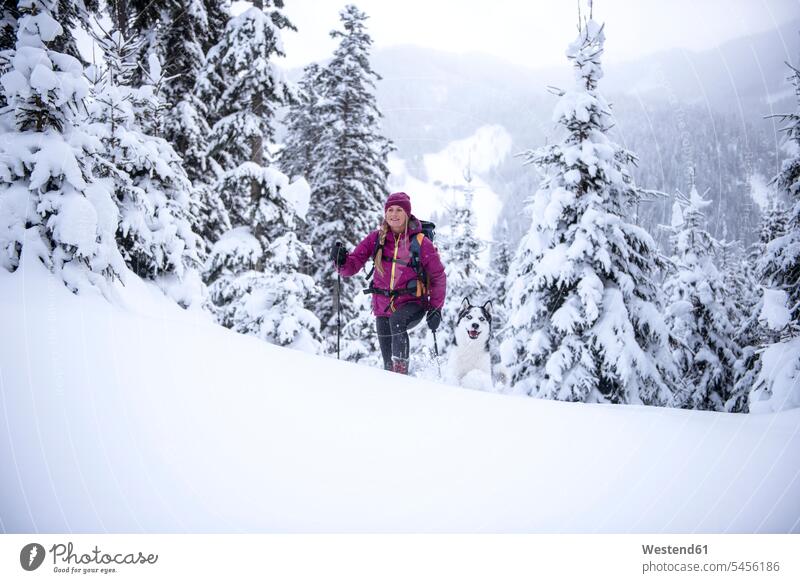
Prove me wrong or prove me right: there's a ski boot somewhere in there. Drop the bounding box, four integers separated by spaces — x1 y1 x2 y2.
391 357 409 375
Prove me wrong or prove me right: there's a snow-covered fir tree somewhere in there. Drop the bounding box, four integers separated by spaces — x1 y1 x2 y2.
760 175 798 332
662 186 740 410
753 197 788 252
159 1 212 176
306 5 393 353
487 220 512 361
719 240 757 412
199 0 321 352
438 169 487 353
0 0 123 292
158 0 230 253
501 16 676 405
279 62 324 183
86 23 201 305
111 0 228 179
748 61 800 412
730 198 788 412
760 59 800 329
211 228 322 351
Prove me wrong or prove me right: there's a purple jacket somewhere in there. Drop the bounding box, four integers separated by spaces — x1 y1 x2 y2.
337 216 446 316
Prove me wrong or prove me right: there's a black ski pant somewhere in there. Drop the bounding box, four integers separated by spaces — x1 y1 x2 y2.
375 302 426 369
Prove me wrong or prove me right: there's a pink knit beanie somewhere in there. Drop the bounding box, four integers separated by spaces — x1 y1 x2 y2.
384 192 411 216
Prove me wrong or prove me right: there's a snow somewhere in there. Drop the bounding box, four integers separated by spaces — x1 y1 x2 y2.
26 10 63 43
750 337 800 414
29 63 58 92
748 173 771 212
49 191 99 255
388 124 510 246
1 257 799 533
209 226 261 263
760 288 791 331
284 176 311 219
0 70 28 97
28 133 87 191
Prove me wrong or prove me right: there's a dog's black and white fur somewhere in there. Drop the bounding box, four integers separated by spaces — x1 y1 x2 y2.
446 297 494 391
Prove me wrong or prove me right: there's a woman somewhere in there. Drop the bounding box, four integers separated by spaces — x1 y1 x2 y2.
330 192 446 374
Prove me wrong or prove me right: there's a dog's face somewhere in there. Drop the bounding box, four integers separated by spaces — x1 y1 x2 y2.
455 298 492 346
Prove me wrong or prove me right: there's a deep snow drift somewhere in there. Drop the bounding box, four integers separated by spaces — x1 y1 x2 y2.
1 252 799 533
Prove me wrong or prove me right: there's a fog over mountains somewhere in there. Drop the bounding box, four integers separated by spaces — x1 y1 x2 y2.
367 18 800 250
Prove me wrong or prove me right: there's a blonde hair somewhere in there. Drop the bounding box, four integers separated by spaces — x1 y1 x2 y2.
374 216 409 276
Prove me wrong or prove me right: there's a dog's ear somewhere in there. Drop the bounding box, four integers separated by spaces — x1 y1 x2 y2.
481 300 492 315
461 297 471 311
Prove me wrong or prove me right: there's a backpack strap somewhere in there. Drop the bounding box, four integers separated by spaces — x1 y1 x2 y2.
408 233 425 279
364 231 384 280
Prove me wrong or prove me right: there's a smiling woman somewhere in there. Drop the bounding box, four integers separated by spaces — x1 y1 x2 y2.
331 192 447 375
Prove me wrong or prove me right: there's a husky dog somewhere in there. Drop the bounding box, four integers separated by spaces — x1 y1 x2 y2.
446 298 494 391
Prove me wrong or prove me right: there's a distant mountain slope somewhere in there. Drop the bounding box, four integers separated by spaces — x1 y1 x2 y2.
373 17 800 155
368 20 799 246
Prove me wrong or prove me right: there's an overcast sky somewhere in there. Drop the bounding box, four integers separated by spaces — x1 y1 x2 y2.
232 0 800 69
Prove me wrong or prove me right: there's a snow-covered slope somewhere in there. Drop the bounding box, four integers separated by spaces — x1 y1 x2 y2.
388 124 509 243
1 253 799 533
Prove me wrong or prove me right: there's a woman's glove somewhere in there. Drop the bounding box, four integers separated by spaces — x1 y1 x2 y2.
330 243 347 267
426 308 442 331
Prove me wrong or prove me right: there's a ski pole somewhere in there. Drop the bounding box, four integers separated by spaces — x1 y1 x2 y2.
337 272 341 359
335 242 342 360
432 329 441 377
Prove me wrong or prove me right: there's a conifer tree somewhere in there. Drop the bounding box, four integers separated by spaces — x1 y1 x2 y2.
86 23 201 304
663 186 740 410
748 62 800 411
280 63 324 183
306 5 393 352
438 169 487 353
159 3 211 177
730 199 788 412
106 1 230 250
501 16 676 405
760 98 799 330
199 0 321 352
0 0 123 292
488 220 512 355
